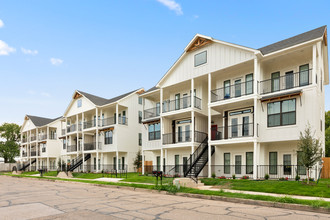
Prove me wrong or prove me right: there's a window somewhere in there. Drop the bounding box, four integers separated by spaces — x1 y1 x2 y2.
156 156 161 171
63 139 66 149
246 152 253 174
235 79 241 97
175 155 179 173
271 72 280 92
175 94 180 110
245 74 253 95
138 133 142 146
285 71 294 89
148 123 160 140
113 157 116 170
224 80 231 99
231 118 238 138
122 157 125 170
105 131 113 144
269 152 277 175
194 51 207 67
138 97 142 105
299 64 309 86
77 99 82 108
138 111 142 123
224 153 230 174
235 155 242 174
267 99 296 127
297 151 306 175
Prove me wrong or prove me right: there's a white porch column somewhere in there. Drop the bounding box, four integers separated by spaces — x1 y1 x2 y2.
208 73 212 178
253 57 260 95
101 153 104 171
191 110 195 144
253 141 260 179
165 149 167 165
160 148 164 172
142 150 145 174
82 112 85 172
36 128 39 170
312 44 317 85
96 108 99 172
47 126 49 140
29 130 31 171
76 114 79 158
191 78 194 108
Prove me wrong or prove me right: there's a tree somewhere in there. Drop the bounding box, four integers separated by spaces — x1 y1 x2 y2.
133 150 142 172
0 123 21 163
297 124 323 184
325 111 330 157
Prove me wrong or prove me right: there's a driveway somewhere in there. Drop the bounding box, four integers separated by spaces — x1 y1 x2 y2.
0 176 329 220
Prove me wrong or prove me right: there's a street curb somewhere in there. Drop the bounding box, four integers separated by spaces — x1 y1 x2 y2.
8 175 330 214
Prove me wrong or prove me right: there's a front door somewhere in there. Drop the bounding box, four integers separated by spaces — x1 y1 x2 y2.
235 79 241 97
285 71 294 89
271 72 280 92
283 154 292 175
211 125 218 140
231 118 238 138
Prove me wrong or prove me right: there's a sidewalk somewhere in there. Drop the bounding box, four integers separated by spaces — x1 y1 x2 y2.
198 185 330 202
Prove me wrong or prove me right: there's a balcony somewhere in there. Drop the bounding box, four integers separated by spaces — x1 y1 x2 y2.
99 117 116 127
144 107 160 120
42 148 46 153
211 80 254 103
118 116 128 125
67 124 77 133
61 129 66 136
148 130 161 141
49 134 57 140
211 123 254 141
39 134 47 141
259 69 312 95
22 138 27 143
22 152 27 157
84 142 102 151
31 136 37 141
67 145 77 152
162 131 207 145
30 151 39 156
83 120 96 129
162 96 201 113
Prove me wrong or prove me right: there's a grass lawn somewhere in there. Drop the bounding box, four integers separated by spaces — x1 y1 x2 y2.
201 178 330 198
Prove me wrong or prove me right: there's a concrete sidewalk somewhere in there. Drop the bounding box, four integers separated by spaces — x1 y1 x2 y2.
198 185 330 202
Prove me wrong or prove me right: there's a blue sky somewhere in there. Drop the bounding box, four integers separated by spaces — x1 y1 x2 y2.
0 0 329 125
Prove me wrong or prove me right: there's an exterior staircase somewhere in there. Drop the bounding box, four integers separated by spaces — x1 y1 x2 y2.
19 159 36 171
67 153 91 172
183 136 215 182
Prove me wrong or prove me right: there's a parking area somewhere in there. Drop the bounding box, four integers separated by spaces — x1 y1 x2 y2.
0 176 329 219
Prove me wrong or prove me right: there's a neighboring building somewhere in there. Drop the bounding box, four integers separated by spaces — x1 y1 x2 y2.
141 26 329 179
20 115 62 171
58 89 144 173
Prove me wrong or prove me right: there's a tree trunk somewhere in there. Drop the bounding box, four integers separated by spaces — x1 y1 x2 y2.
307 168 310 184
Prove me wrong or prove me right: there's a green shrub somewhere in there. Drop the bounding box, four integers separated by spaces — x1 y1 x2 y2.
264 174 269 180
295 175 300 181
212 173 216 178
232 174 236 179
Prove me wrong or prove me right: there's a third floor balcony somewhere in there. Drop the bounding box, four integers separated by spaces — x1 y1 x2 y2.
211 80 254 103
162 96 201 113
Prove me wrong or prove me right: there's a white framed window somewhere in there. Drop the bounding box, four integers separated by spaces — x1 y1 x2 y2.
194 51 207 67
77 99 82 108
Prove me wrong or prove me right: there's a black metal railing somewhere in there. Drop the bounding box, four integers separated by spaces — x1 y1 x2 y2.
162 96 202 113
30 151 39 156
31 136 37 141
259 69 312 95
22 152 27 157
162 131 207 145
99 117 116 127
211 123 254 140
67 145 77 152
42 148 46 153
211 80 254 102
39 134 47 140
49 134 57 140
118 116 128 125
257 165 316 179
84 120 96 129
22 138 27 143
210 165 254 178
67 124 77 133
144 107 161 119
84 142 102 151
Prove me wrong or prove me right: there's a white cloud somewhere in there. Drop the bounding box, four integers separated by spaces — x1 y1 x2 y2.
0 19 4 28
41 92 51 97
21 47 38 55
156 0 183 15
50 58 63 65
0 40 15 55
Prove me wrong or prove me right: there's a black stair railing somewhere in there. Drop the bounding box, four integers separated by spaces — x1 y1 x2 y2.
67 153 91 172
19 159 36 171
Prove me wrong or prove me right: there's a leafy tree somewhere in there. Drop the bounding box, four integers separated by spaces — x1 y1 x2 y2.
297 124 322 184
325 111 330 157
0 123 21 163
133 150 142 171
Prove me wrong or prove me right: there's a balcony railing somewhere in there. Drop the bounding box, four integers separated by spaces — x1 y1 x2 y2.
149 130 161 141
42 148 46 153
211 80 254 102
162 96 201 113
30 151 39 156
84 120 96 129
49 134 57 140
118 116 128 125
67 124 77 133
22 138 27 143
67 145 77 152
144 107 160 120
162 131 207 145
211 123 254 140
22 152 27 157
61 129 66 136
31 136 37 141
99 117 116 127
259 69 312 95
39 134 47 141
84 142 102 151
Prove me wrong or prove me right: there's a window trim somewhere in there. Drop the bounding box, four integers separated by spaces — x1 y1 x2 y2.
267 98 296 128
77 99 82 108
194 51 207 67
148 123 160 141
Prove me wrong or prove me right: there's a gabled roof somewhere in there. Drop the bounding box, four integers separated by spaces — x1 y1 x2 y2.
146 86 159 93
26 115 61 127
258 26 327 55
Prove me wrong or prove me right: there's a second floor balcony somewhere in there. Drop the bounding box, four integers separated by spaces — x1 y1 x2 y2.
22 152 27 157
84 142 102 151
211 80 254 103
67 144 77 152
162 96 201 113
144 107 160 120
67 124 77 133
162 130 207 145
84 120 96 129
259 69 312 95
211 123 254 141
99 117 116 127
39 134 47 141
31 136 37 141
30 151 40 157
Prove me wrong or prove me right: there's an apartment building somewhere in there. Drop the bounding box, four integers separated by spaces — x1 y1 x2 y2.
58 89 144 173
141 26 328 179
19 115 62 171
